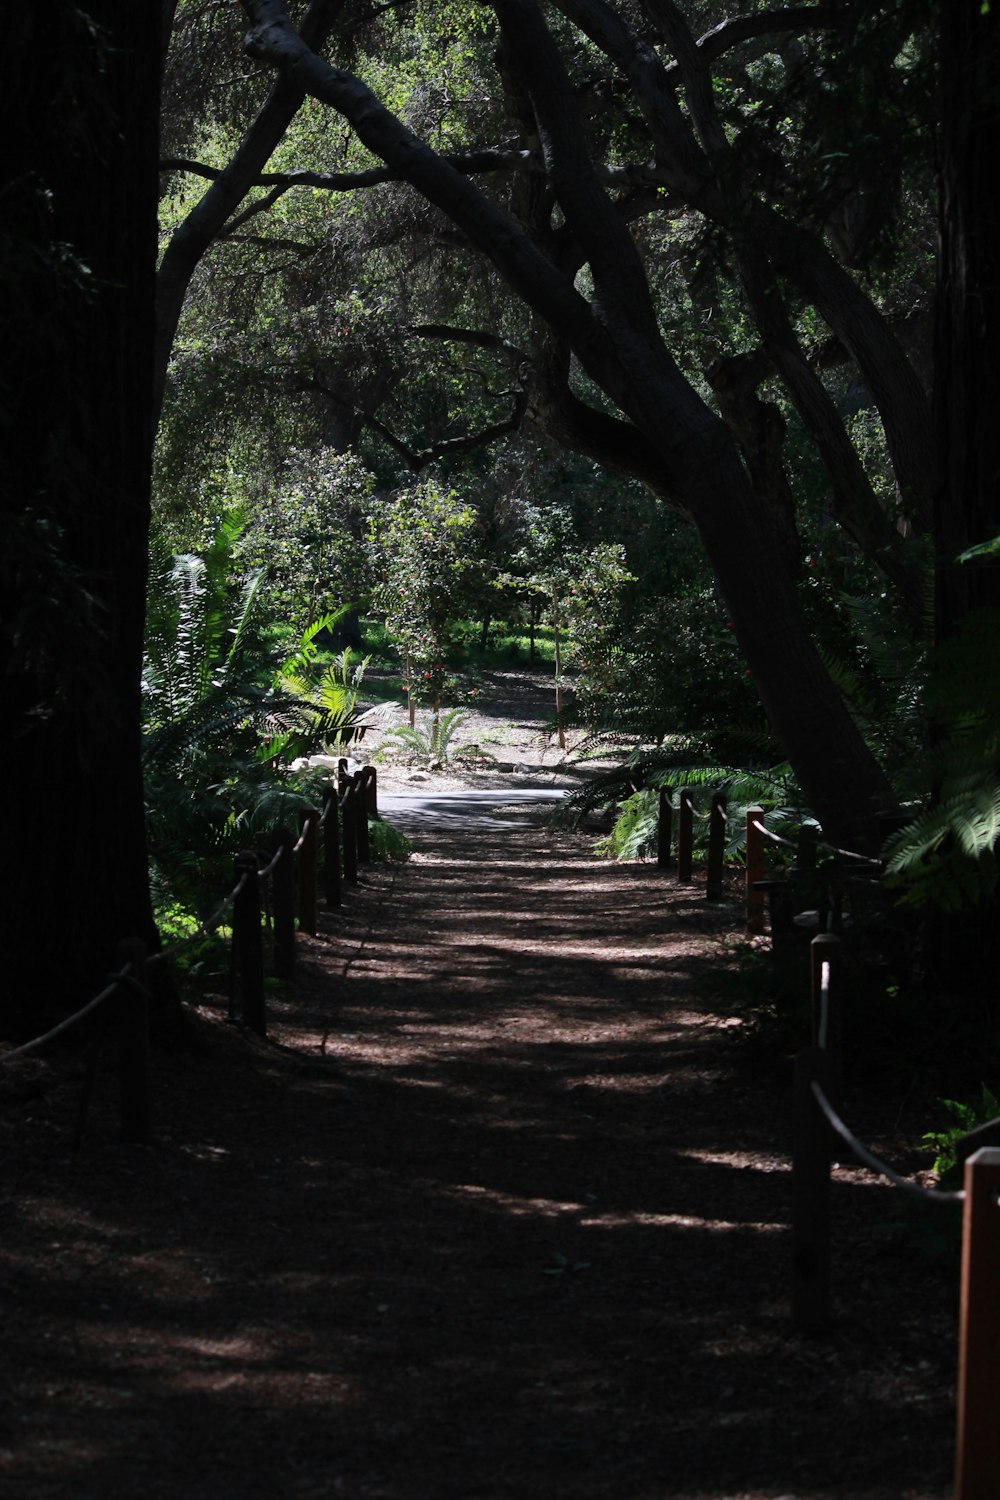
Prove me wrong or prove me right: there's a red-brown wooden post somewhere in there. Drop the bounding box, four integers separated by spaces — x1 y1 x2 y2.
234 850 266 1037
792 1045 834 1336
299 806 319 934
270 830 295 978
746 806 766 934
677 788 694 883
706 791 727 900
342 783 358 885
114 938 151 1144
955 1147 1000 1500
364 763 379 818
323 782 341 908
657 787 673 869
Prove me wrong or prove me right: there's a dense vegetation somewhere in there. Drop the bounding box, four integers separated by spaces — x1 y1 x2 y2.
4 1 999 1030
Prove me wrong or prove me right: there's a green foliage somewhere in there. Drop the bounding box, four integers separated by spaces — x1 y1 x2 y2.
578 751 807 865
884 608 1000 910
368 478 479 713
922 1084 1000 1178
384 708 468 766
142 513 361 922
237 448 375 630
593 789 659 862
368 817 412 863
575 587 766 748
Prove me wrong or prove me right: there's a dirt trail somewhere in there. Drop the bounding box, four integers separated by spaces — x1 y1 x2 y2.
0 802 955 1500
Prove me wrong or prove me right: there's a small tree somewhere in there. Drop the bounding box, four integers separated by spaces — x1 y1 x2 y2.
368 479 477 738
239 447 374 632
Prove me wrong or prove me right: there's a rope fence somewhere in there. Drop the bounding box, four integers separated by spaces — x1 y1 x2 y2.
790 933 999 1499
0 763 383 1138
651 776 998 1494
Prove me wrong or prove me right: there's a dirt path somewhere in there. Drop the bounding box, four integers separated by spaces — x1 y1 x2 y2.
0 801 956 1500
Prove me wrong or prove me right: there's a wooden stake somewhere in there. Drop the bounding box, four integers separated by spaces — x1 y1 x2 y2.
955 1147 1000 1499
706 791 726 900
792 1045 833 1336
746 806 766 934
271 829 295 978
657 787 673 869
677 788 694 883
299 807 319 934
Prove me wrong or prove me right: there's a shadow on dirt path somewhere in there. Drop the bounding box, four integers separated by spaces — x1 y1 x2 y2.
0 810 956 1500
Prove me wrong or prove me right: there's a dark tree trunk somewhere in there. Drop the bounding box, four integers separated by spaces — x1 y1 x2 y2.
1 9 162 1033
934 0 1000 633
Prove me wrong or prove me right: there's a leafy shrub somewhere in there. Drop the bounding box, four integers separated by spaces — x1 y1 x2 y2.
923 1084 1000 1179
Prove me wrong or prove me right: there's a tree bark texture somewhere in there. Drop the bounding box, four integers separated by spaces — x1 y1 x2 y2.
1 8 162 1031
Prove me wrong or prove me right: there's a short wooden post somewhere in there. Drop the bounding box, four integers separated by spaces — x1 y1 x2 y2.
114 938 151 1144
342 783 358 885
338 757 350 795
746 806 766 934
677 788 694 884
270 829 295 978
657 787 673 869
706 791 727 900
955 1148 1000 1500
323 783 341 908
299 806 319 935
792 1044 834 1336
234 850 266 1037
354 774 371 864
810 933 842 1106
364 763 379 818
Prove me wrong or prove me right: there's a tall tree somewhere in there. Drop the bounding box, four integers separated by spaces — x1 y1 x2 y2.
1 8 161 1029
934 0 1000 632
228 0 918 847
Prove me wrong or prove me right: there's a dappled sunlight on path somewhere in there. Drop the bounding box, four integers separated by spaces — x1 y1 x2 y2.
0 808 955 1500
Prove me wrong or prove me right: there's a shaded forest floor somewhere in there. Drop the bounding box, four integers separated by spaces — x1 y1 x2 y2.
0 802 961 1499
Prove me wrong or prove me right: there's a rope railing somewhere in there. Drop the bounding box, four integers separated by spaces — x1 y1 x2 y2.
810 1080 965 1206
0 971 131 1063
790 935 998 1497
0 764 383 1136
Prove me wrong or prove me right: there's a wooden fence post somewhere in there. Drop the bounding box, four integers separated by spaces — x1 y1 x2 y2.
323 782 341 908
746 806 766 934
299 807 319 935
270 830 295 979
792 1044 834 1336
114 938 151 1144
338 757 350 795
706 791 727 900
657 787 673 869
677 788 694 883
955 1147 1000 1500
810 933 842 1105
234 850 266 1037
364 763 379 818
354 774 371 864
342 783 358 885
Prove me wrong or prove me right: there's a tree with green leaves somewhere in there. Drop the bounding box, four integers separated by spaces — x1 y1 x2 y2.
368 478 478 733
158 0 952 847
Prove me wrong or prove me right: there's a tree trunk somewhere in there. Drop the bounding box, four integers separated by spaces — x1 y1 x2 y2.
934 0 1000 633
2 9 162 1033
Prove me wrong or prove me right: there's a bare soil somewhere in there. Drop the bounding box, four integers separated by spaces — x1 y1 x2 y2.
0 671 959 1499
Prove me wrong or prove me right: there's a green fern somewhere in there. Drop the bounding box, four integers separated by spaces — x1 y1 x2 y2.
883 607 1000 911
385 708 468 766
